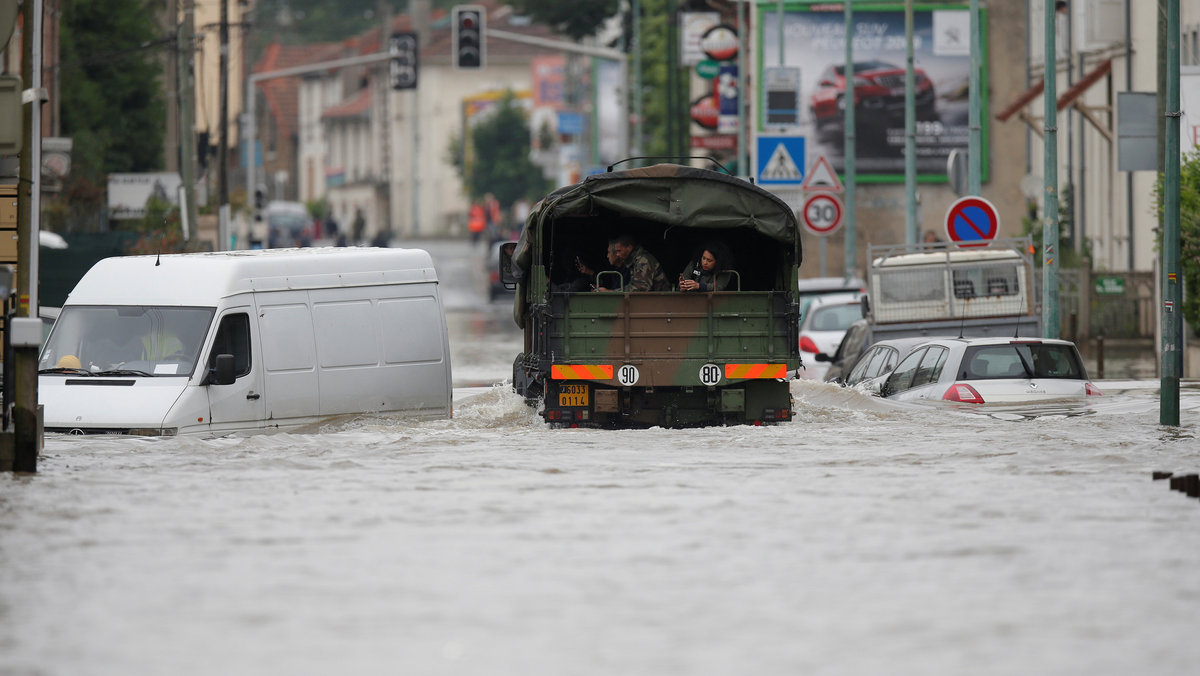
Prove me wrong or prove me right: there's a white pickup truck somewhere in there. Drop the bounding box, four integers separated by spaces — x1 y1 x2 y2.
865 237 1041 341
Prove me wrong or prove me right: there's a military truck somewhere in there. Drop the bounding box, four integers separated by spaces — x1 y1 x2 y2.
499 163 803 428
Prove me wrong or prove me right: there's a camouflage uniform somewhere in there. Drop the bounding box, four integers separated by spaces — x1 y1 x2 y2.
623 245 670 292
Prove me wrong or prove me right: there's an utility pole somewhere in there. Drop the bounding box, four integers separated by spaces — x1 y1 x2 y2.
904 0 916 244
968 0 981 195
10 0 47 472
219 0 229 243
178 1 198 243
1161 0 1181 426
1042 0 1060 339
843 1 856 279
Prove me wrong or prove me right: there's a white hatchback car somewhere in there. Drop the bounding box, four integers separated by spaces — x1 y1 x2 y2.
842 336 936 394
798 291 865 380
880 336 1102 403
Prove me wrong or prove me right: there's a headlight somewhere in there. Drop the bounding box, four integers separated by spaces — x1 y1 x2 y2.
127 428 177 437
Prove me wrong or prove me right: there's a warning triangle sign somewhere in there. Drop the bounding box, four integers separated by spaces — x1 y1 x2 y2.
761 142 803 181
800 155 843 192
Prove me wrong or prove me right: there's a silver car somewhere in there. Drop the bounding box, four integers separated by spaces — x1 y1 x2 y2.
843 336 936 394
881 336 1102 403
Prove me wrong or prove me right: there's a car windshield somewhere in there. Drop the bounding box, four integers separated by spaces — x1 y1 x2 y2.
807 303 863 332
39 305 215 377
961 343 1085 380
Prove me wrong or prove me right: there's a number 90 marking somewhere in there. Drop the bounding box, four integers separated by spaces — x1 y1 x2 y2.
618 364 640 386
699 363 723 386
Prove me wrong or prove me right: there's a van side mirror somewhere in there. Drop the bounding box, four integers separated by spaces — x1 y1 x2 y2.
498 241 518 288
860 294 871 318
208 354 236 386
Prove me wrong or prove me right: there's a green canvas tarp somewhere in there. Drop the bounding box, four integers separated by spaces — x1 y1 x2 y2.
510 164 800 279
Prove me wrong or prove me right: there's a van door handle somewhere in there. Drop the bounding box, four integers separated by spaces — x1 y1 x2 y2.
246 393 260 400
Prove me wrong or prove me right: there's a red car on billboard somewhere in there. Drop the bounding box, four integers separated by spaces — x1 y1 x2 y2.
809 60 937 138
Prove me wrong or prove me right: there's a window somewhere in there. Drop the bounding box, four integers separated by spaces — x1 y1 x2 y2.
885 347 928 395
911 346 948 388
878 268 944 303
962 343 1084 380
207 313 252 378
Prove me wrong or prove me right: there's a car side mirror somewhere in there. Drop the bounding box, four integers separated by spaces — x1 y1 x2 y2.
207 354 236 386
499 241 518 288
814 353 831 363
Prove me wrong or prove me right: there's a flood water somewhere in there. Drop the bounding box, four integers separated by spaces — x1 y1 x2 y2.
2 241 1198 675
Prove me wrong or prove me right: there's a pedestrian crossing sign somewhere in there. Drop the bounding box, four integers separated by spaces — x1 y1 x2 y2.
756 135 805 185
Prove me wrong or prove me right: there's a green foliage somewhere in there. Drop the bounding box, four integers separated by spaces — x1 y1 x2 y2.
509 0 621 41
1154 149 1200 336
59 0 165 180
306 198 328 220
458 91 549 211
247 0 460 59
1019 195 1092 270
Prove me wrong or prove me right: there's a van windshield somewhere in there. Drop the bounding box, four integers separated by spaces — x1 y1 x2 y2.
39 306 216 377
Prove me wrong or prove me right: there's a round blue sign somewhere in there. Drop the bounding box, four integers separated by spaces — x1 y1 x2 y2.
944 196 1000 248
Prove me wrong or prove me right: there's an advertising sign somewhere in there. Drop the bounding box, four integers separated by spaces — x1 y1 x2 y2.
716 64 739 134
758 3 981 181
107 173 182 220
680 12 721 66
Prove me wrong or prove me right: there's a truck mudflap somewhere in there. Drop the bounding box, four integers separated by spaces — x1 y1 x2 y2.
540 376 794 428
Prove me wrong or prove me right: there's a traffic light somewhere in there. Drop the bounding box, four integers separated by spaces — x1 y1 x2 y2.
452 5 485 70
389 32 418 90
254 186 265 222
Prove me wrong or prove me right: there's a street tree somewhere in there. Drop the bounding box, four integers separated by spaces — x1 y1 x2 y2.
1156 150 1200 337
458 90 549 212
509 0 621 41
59 0 165 179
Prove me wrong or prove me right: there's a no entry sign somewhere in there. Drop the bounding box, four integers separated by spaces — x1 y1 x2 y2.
802 193 843 236
944 196 1000 247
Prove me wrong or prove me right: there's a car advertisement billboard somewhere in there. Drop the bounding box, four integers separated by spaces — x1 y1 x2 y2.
758 3 985 183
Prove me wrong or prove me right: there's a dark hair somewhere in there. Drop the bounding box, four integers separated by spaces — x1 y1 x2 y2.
611 233 637 249
699 240 732 272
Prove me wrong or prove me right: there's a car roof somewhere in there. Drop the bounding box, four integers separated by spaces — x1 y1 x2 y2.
806 291 864 307
910 336 1077 349
798 276 867 293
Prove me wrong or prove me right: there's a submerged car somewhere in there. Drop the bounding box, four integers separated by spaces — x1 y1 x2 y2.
798 291 865 380
810 60 937 137
880 337 1102 403
842 336 936 394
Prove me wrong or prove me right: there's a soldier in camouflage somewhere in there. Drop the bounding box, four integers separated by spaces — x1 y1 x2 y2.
609 234 669 292
577 234 670 292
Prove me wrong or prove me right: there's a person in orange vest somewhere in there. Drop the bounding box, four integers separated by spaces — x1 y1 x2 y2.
467 202 486 244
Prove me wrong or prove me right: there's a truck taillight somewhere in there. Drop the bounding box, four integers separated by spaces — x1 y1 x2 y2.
1085 382 1103 396
943 383 985 403
799 335 820 353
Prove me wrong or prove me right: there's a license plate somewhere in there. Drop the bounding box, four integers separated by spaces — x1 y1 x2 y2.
558 383 589 407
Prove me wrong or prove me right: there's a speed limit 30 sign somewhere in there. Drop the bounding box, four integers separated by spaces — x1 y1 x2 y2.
801 192 843 236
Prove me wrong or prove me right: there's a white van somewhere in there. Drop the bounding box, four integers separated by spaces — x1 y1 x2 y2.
38 248 452 436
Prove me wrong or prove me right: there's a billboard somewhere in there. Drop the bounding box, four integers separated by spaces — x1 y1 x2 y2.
758 3 984 182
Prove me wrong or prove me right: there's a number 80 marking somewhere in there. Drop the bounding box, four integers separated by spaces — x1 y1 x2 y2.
699 363 722 386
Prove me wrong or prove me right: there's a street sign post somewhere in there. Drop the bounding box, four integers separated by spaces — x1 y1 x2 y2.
801 193 844 236
944 195 1000 247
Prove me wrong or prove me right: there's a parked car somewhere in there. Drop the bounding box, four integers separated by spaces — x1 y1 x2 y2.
798 275 866 303
841 336 935 394
809 60 937 138
880 336 1102 403
798 291 865 380
818 316 870 384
